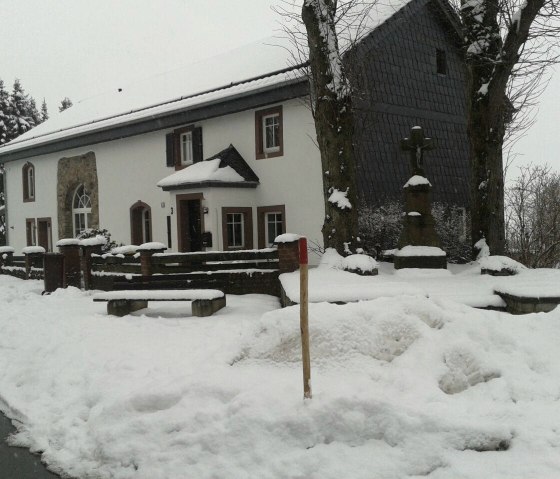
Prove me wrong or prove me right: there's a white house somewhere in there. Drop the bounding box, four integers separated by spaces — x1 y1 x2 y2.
0 0 471 259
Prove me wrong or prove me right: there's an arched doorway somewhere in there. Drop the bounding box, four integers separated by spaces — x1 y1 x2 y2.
130 201 152 245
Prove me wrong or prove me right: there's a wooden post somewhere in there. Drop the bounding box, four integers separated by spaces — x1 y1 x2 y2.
299 237 311 399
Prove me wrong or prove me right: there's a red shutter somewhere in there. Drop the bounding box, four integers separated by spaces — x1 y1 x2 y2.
192 127 203 163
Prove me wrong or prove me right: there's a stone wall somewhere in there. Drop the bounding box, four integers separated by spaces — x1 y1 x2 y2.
57 152 99 239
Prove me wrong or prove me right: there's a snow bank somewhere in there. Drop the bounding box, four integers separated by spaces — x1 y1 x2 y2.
479 255 526 274
2 275 560 478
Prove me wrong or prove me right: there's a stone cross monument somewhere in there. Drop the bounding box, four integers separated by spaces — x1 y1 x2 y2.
394 126 447 269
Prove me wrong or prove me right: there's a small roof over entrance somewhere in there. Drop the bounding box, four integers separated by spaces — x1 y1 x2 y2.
157 145 259 191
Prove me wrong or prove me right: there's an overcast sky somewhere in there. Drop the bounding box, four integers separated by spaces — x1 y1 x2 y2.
1 0 559 176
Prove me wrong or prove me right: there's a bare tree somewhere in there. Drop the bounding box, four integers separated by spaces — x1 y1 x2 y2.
301 0 360 254
459 0 560 257
505 164 560 267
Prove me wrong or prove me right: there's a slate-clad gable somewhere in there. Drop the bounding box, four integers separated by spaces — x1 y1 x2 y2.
349 0 469 207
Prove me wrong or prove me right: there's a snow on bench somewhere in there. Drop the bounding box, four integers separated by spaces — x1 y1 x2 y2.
493 269 560 314
93 289 226 317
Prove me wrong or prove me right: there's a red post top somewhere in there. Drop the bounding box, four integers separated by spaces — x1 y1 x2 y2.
298 237 308 265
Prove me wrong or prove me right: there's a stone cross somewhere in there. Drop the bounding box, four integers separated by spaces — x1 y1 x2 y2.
400 126 435 176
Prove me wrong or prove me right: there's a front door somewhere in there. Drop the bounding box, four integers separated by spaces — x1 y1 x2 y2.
37 218 52 252
178 197 203 252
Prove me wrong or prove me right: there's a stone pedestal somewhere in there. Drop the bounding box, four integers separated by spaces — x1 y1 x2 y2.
394 178 446 269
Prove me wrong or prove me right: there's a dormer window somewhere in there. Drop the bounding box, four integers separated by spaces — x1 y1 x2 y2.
255 106 283 159
22 162 35 202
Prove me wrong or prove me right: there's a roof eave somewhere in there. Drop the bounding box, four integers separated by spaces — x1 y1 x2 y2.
0 76 308 163
160 180 259 191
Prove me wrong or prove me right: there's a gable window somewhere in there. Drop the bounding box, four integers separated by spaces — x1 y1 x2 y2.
22 162 35 202
222 207 253 250
166 126 203 170
26 218 36 246
436 49 447 75
257 205 286 248
72 184 92 237
255 106 283 159
130 201 152 245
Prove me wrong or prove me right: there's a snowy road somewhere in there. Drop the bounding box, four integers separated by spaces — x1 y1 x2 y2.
0 412 60 478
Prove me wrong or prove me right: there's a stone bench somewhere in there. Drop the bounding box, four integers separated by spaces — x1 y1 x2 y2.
493 290 560 314
93 289 226 317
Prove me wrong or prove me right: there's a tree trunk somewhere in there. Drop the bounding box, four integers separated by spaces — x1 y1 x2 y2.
302 0 358 255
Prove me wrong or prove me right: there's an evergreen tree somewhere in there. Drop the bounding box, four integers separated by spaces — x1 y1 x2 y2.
0 80 9 145
40 99 49 122
28 97 41 126
8 79 34 140
59 97 73 112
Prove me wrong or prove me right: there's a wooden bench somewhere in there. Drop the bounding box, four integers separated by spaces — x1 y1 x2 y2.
93 289 226 317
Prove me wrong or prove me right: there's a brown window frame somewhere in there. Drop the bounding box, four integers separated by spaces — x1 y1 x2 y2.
221 207 253 250
257 205 286 249
255 105 283 160
22 162 35 202
25 218 37 246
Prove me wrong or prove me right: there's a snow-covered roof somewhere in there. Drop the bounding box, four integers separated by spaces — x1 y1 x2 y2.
0 0 414 158
158 144 259 191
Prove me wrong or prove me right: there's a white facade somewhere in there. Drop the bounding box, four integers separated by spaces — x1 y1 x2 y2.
3 97 325 262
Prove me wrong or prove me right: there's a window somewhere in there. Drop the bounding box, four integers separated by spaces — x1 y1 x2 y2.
221 207 253 250
257 205 286 248
22 162 35 202
436 49 447 75
180 131 193 166
255 106 283 159
26 218 36 246
130 201 152 245
72 184 92 237
227 213 244 248
166 126 203 170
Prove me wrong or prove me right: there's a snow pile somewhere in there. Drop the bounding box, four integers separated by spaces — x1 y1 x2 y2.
0 246 15 254
327 187 352 210
404 175 431 188
80 235 107 247
395 245 446 257
111 245 139 255
2 275 560 477
21 246 46 254
55 238 81 247
137 242 166 251
494 268 560 298
157 159 244 188
274 233 301 243
342 253 378 274
478 255 526 274
474 238 490 259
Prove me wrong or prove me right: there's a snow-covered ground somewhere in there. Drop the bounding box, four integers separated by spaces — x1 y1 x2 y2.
1 267 560 478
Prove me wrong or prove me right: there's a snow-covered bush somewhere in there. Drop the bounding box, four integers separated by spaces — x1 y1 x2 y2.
76 228 120 254
358 201 471 263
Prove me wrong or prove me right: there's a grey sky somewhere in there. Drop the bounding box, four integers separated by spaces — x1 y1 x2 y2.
1 0 558 175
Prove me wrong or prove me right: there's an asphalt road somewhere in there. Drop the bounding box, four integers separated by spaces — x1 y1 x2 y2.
0 412 61 478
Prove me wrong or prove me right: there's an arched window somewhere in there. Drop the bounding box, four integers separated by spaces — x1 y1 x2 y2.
22 163 35 202
72 184 92 237
130 201 152 245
